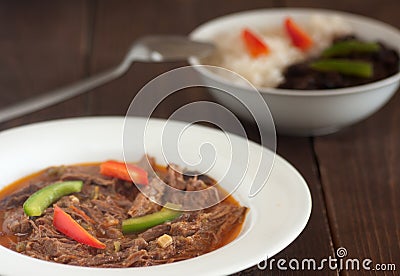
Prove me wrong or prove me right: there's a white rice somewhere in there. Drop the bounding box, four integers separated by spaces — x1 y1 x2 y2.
205 14 353 88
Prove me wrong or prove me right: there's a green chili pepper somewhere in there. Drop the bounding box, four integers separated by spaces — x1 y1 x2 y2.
23 181 83 216
122 203 182 234
310 59 373 78
322 40 380 58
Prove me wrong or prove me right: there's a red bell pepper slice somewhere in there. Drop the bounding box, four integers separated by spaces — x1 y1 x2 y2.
284 17 313 51
242 28 270 58
100 160 149 185
53 205 106 249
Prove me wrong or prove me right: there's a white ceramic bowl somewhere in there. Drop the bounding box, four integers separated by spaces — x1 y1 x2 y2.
0 117 311 276
189 8 400 136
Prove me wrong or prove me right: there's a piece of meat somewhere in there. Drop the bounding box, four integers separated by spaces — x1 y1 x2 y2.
43 238 80 257
127 178 164 217
0 184 41 210
183 181 220 210
169 220 200 237
127 193 160 218
69 252 124 267
2 208 31 235
61 172 117 186
91 197 126 217
139 224 171 242
57 165 118 186
137 155 157 177
165 165 187 190
119 237 148 251
122 249 148 267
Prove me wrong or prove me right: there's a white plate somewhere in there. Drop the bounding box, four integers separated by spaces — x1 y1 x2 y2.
0 117 311 276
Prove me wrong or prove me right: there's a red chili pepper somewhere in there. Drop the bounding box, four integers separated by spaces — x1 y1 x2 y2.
284 17 313 51
100 160 149 185
53 205 106 249
242 28 270 58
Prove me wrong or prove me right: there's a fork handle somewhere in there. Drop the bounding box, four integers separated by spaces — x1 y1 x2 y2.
0 62 130 124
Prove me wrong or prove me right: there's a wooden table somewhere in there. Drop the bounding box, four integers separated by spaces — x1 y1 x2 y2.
0 1 398 275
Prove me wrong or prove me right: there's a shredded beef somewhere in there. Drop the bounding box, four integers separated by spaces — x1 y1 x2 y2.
128 193 160 218
2 208 31 235
0 161 247 268
60 165 117 186
0 184 41 210
165 165 187 190
128 178 164 217
137 155 157 177
162 166 221 209
139 224 171 242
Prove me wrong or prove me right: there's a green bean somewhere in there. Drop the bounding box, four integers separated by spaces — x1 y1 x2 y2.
322 40 380 58
23 181 83 216
122 203 182 234
310 59 373 78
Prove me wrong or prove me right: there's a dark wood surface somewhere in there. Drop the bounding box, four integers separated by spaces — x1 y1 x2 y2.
0 0 398 275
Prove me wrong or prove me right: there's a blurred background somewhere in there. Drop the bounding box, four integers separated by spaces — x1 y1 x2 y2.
0 0 399 131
